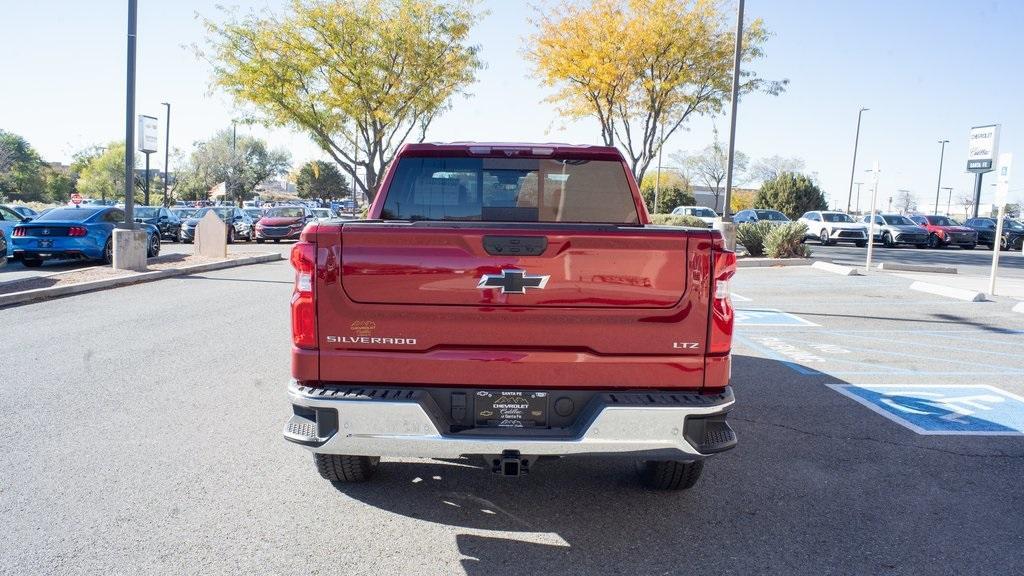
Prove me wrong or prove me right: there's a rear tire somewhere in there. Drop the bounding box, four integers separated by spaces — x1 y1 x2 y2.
23 257 44 268
637 459 704 490
854 240 866 248
314 454 379 483
102 238 113 265
820 229 831 246
927 233 940 249
882 233 894 248
962 243 975 250
227 227 235 244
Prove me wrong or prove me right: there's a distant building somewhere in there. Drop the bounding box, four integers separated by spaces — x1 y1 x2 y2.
690 185 760 213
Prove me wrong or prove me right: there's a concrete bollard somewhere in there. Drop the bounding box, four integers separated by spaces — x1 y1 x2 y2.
713 220 737 251
112 228 148 271
194 211 228 259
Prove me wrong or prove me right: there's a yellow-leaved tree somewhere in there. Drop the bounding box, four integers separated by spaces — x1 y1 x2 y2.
200 0 483 200
527 0 784 185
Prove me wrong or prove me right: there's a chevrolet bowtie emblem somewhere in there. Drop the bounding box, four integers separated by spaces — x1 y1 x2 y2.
477 269 549 294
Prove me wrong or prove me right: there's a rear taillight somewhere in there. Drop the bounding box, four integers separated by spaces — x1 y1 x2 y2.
12 227 26 237
708 249 737 355
68 226 88 237
290 241 317 349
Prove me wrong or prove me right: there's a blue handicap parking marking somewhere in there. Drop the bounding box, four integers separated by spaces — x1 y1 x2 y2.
829 384 1024 435
735 308 818 327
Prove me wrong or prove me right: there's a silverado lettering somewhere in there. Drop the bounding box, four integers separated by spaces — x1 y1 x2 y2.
326 336 418 345
284 142 737 491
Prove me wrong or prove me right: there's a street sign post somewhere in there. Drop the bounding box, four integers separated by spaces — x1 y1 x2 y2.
967 124 1000 219
988 153 1012 295
70 193 82 206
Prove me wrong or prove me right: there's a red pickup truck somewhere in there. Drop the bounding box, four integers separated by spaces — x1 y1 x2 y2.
283 142 737 490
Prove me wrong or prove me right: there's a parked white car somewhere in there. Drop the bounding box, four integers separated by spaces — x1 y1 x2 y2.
311 208 334 221
670 205 718 227
799 211 868 246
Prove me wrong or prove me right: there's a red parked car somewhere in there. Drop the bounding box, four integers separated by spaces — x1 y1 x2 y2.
910 215 978 249
282 142 737 490
254 206 314 243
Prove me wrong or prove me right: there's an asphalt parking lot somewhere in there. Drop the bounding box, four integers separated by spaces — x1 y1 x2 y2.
1 261 1022 575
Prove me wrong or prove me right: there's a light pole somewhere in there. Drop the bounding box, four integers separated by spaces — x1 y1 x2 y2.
934 139 948 214
865 162 880 271
654 123 665 214
942 186 953 215
722 0 744 226
123 0 137 227
854 182 863 214
846 107 869 213
161 102 170 206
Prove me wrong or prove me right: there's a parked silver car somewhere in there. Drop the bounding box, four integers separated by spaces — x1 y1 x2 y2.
860 214 929 248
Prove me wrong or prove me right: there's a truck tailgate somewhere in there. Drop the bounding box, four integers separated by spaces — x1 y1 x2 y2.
307 222 717 390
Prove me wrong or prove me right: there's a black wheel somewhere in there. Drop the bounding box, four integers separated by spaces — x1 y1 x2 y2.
882 232 894 248
854 240 866 248
175 227 183 243
927 233 940 249
314 454 379 483
227 227 235 244
637 459 704 490
1000 236 1009 251
256 238 265 244
986 242 996 250
962 243 975 250
820 228 831 245
914 242 928 249
147 233 161 258
102 238 113 264
273 238 280 243
22 257 44 268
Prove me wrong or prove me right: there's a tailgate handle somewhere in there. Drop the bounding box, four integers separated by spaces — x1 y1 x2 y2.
483 236 547 256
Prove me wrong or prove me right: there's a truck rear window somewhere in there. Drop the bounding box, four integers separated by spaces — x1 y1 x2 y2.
379 157 640 224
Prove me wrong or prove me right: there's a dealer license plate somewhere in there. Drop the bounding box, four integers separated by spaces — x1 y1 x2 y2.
475 390 548 428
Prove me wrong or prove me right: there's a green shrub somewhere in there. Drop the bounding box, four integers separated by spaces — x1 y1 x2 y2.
649 213 708 228
735 220 774 257
764 222 811 258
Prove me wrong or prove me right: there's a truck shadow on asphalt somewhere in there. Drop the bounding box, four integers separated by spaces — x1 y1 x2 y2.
327 353 1024 575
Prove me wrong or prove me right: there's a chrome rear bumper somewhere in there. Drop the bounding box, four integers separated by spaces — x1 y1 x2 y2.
284 381 735 460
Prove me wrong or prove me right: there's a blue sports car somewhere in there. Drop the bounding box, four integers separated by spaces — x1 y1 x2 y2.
10 206 161 268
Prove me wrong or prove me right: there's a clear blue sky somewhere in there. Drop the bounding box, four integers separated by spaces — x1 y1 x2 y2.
2 0 1022 209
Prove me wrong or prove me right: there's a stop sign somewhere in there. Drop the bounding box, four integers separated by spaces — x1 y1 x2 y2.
70 193 82 206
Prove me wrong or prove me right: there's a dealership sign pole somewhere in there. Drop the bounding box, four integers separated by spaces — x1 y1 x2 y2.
988 153 1012 296
137 114 158 206
967 124 999 219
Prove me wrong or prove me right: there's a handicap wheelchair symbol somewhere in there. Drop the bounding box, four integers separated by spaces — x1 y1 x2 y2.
829 384 1024 435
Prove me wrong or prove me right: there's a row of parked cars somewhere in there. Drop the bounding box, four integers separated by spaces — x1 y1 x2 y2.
672 205 1023 251
0 202 351 269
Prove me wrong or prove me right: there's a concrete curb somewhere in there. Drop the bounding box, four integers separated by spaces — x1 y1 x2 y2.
738 258 814 268
812 261 861 276
877 262 958 274
1013 302 1024 314
0 253 283 308
909 281 987 302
